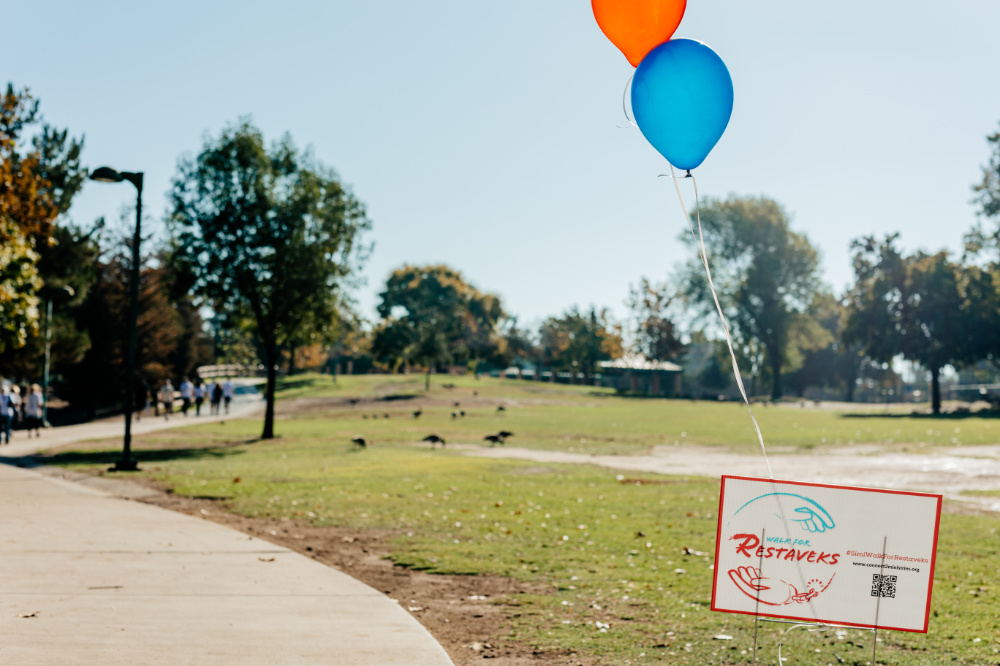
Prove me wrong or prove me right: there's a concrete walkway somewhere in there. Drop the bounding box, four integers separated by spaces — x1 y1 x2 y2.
1 383 264 459
0 405 453 664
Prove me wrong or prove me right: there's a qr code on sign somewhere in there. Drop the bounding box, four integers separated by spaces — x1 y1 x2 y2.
872 574 897 598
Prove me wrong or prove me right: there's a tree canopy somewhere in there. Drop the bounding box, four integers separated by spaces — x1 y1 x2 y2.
844 235 978 413
626 277 682 362
170 120 370 438
0 84 86 352
539 306 623 381
372 264 504 387
679 196 822 399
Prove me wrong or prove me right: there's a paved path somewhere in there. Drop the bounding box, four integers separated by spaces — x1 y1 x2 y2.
1 384 264 459
0 401 453 664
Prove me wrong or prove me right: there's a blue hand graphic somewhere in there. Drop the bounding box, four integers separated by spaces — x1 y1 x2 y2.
789 502 835 533
729 492 836 533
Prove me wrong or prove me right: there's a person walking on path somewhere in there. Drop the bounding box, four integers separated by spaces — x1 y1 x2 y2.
24 384 43 438
10 385 22 432
194 381 205 416
222 379 234 415
0 384 12 445
159 379 175 420
179 378 194 416
210 382 223 416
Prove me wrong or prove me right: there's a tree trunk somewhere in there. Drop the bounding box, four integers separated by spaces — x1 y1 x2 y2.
288 346 296 376
845 375 856 403
262 341 277 439
770 354 783 401
931 366 941 415
425 365 431 391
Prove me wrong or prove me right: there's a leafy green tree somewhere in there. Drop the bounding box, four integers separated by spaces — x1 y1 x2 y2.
499 318 538 376
1 84 86 352
697 342 732 393
0 82 87 361
372 264 504 389
844 235 974 413
626 277 683 362
539 306 623 382
783 292 849 398
956 263 1000 370
974 123 1000 221
904 252 969 413
965 127 1000 368
842 235 907 368
170 120 370 438
0 227 40 352
0 221 101 381
679 196 822 400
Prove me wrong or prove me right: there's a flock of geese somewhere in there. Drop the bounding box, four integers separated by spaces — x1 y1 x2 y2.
350 401 511 450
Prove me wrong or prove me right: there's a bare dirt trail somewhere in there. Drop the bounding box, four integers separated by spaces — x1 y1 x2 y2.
457 443 1000 512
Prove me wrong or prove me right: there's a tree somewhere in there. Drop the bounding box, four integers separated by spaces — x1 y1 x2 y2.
499 318 538 377
1 84 86 352
844 235 973 414
965 127 1000 368
974 123 1000 221
903 252 972 413
0 221 102 382
539 306 623 382
697 342 732 393
372 264 504 389
59 228 211 418
626 277 683 362
679 196 823 400
782 292 848 398
170 120 370 438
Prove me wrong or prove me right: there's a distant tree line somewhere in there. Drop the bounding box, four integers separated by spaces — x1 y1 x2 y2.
667 125 1000 414
5 75 1000 436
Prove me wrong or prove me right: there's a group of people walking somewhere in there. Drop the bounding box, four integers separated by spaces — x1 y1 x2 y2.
134 377 235 421
0 383 46 443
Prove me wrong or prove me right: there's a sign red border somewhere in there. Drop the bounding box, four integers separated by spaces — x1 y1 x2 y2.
710 475 942 633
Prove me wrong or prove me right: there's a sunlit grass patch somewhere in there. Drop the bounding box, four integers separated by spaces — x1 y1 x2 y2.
47 427 1000 664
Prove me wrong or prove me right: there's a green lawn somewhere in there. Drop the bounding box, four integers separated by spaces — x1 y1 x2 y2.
41 375 1000 664
264 374 1000 455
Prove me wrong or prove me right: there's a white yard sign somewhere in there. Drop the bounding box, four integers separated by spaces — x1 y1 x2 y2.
711 476 942 633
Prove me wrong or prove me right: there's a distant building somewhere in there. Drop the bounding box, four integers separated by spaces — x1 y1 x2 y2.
596 354 682 396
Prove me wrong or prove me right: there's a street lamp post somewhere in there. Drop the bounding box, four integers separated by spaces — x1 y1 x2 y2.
40 285 75 426
90 166 143 472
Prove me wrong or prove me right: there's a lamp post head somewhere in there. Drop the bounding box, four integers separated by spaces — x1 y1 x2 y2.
90 166 143 191
90 166 124 183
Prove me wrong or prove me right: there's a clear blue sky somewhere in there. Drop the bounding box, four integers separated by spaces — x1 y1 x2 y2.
8 1 1000 326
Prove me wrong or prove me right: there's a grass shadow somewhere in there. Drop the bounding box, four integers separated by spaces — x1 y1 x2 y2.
840 410 1000 420
18 445 248 468
276 378 317 392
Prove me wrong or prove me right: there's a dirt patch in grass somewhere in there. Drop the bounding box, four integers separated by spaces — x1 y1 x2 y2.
132 478 595 666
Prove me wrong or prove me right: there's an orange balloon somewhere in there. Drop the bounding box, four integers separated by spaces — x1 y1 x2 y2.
592 0 687 67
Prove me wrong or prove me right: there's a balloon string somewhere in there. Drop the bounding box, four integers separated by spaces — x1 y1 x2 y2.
666 166 773 479
617 73 638 129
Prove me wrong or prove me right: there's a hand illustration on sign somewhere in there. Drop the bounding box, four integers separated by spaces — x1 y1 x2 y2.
727 566 835 606
729 492 836 533
790 501 836 533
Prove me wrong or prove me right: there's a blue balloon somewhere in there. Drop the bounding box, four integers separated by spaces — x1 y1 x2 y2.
631 39 734 171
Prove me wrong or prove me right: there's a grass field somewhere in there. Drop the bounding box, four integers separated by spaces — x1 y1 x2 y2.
42 375 1000 665
263 374 1000 455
